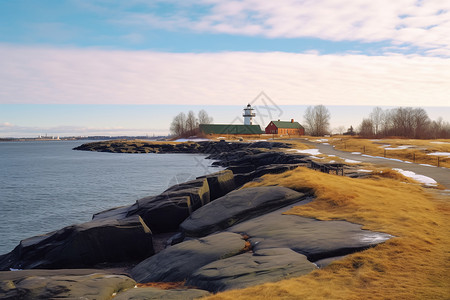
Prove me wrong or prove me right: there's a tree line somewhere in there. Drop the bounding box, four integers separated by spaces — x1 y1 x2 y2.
170 109 213 138
169 105 448 139
358 107 450 139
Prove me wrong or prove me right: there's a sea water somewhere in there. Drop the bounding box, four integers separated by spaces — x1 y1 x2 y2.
0 140 221 254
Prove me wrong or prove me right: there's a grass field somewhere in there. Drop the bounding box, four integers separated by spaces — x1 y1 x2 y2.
306 137 450 168
203 167 450 300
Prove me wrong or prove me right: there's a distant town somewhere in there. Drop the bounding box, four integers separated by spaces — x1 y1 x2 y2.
0 135 168 142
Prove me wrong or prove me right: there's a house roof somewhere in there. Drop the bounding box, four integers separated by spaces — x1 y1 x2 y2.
199 124 263 134
270 121 304 129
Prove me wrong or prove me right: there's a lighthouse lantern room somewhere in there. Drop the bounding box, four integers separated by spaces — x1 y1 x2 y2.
243 104 256 125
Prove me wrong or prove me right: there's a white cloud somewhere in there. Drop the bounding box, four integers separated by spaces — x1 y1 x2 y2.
115 0 450 56
0 45 449 108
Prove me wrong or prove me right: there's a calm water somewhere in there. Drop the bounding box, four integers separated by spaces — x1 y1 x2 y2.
0 140 221 254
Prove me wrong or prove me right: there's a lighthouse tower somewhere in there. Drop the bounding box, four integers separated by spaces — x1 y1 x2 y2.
243 104 255 125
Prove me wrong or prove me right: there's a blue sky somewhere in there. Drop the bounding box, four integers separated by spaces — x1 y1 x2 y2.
1 0 449 137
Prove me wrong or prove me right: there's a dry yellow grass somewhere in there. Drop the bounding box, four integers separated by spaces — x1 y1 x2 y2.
311 137 450 168
203 167 450 300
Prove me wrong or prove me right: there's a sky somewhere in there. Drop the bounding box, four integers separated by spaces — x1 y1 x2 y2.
0 0 449 137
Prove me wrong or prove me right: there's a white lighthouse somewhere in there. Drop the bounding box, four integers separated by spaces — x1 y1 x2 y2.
243 104 256 125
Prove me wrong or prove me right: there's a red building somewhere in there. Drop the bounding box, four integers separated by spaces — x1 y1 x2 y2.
265 119 305 136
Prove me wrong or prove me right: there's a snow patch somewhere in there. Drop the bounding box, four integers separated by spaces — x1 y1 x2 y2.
357 169 373 173
315 139 329 143
430 141 450 145
345 159 362 163
351 152 361 154
392 168 437 186
427 152 450 158
419 164 436 168
294 149 322 155
361 154 405 162
384 145 413 150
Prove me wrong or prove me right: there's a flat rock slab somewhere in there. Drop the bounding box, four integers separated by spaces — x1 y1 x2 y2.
0 216 153 270
186 247 317 292
131 232 246 283
0 270 135 300
114 287 210 300
228 204 393 261
181 186 310 237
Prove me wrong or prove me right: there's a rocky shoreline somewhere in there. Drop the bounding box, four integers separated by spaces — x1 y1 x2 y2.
0 141 392 299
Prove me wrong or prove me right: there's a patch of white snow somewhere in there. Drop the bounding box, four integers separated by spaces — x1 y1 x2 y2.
345 159 362 163
427 152 450 158
294 149 322 155
392 168 437 186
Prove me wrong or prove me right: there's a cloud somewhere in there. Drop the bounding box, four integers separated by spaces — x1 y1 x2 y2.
0 45 449 108
1 122 13 127
113 0 450 56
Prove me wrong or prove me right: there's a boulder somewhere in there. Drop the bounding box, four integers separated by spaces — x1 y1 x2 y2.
124 178 210 232
0 216 153 270
186 248 316 292
114 287 210 300
159 177 210 209
180 186 311 237
131 232 246 283
196 169 235 201
0 269 135 300
215 151 309 168
228 205 393 262
231 164 304 187
126 195 194 233
94 178 211 233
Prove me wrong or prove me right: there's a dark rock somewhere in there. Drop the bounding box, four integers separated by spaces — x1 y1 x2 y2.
0 269 135 300
0 216 153 270
114 287 210 300
161 177 210 209
181 187 311 237
126 195 194 233
231 164 305 187
186 248 316 292
228 204 393 262
196 170 235 200
215 151 309 168
93 205 131 221
131 232 246 283
94 177 211 234
125 178 210 232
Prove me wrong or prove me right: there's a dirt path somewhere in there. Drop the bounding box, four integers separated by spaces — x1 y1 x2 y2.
299 139 450 189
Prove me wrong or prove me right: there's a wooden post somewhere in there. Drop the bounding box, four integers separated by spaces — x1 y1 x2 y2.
413 152 415 163
438 156 440 167
384 149 386 157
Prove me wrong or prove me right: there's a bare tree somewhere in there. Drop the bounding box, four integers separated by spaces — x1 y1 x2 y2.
170 109 214 138
186 110 198 136
358 106 447 139
370 107 384 137
198 109 213 124
303 105 330 136
412 108 430 138
359 118 374 137
332 125 346 135
170 112 187 137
